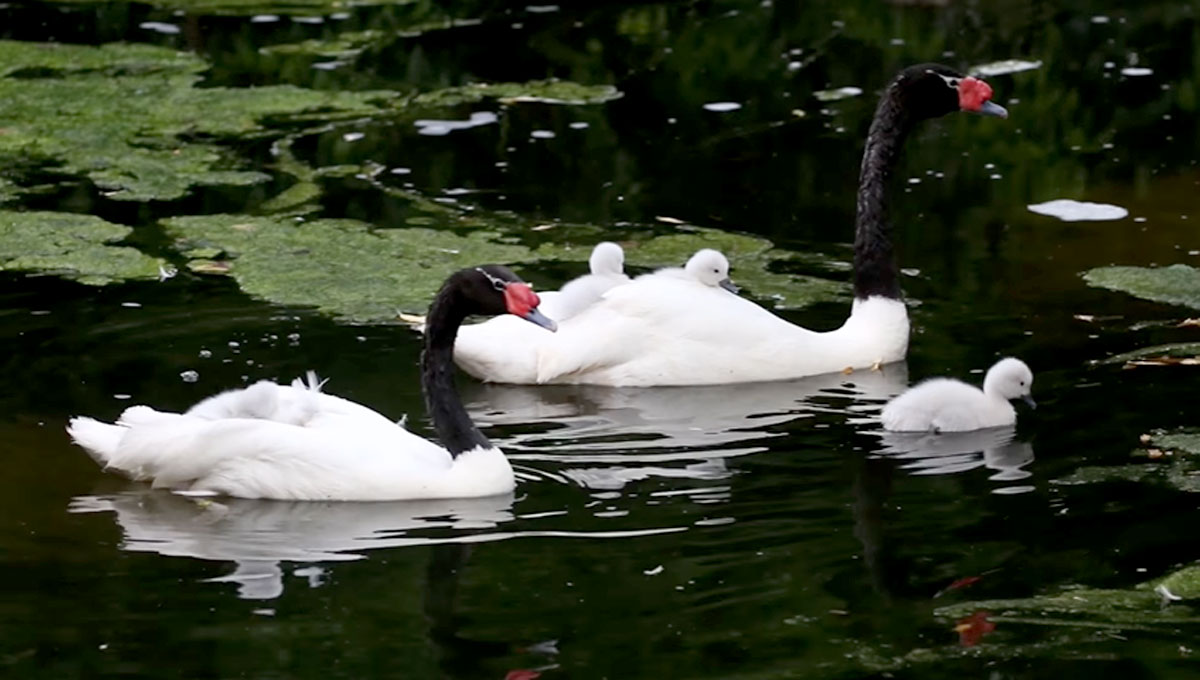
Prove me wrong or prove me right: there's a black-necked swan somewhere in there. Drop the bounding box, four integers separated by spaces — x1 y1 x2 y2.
66 266 557 501
448 64 1008 387
454 248 738 382
881 357 1035 433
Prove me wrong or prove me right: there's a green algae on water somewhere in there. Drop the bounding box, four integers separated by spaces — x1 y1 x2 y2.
0 41 390 202
162 214 847 321
1083 264 1200 310
936 564 1200 629
0 211 164 285
47 0 418 17
412 80 623 107
164 214 534 322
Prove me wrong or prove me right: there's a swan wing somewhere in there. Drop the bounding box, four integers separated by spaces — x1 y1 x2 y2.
88 409 455 500
185 377 399 429
535 278 803 385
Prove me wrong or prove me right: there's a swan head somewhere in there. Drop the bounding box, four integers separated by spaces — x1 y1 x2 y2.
893 64 1008 120
684 249 739 293
464 266 557 332
589 241 625 276
982 357 1035 408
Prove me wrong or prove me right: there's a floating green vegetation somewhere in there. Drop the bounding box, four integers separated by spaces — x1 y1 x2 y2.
161 214 846 321
259 30 387 58
165 214 537 322
411 80 623 107
0 211 164 285
47 0 417 16
1054 429 1200 493
1100 342 1200 365
0 40 390 202
0 40 620 203
1083 264 1200 310
936 565 1200 629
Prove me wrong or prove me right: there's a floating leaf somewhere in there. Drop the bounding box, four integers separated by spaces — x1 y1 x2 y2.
970 59 1043 77
813 86 863 102
1099 342 1200 365
0 211 164 285
412 79 623 107
1028 199 1128 222
1083 264 1200 310
954 611 995 647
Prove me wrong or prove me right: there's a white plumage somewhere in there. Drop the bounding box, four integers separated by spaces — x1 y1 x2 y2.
454 248 748 385
67 266 556 501
880 357 1035 433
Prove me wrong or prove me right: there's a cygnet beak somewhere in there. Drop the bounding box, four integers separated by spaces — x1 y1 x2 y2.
1021 394 1037 410
523 307 558 332
719 278 739 294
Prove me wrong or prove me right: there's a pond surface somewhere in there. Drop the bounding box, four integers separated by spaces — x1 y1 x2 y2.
3 0 1200 677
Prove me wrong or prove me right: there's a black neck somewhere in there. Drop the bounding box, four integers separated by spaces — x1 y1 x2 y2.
421 287 491 457
853 88 915 301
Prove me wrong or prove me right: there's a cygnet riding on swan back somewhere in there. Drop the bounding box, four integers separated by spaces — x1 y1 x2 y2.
67 266 557 501
454 248 738 383
451 64 1008 386
881 357 1035 433
547 241 630 320
640 248 739 293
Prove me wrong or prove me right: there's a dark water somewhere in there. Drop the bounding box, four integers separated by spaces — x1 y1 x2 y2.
3 0 1200 677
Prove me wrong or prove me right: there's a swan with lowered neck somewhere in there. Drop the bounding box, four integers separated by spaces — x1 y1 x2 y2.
881 357 1035 433
66 266 557 501
451 64 1007 387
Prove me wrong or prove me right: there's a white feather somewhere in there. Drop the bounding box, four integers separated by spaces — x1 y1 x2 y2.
881 357 1034 432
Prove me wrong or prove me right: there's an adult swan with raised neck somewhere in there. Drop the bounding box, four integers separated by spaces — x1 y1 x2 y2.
67 266 557 501
454 64 1007 387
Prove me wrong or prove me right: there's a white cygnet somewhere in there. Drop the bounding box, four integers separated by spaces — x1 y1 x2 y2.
642 248 739 293
881 357 1035 433
549 241 630 320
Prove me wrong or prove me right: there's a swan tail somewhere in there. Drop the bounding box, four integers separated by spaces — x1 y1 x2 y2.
66 416 126 466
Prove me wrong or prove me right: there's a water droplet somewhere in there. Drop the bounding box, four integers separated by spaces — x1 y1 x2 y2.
531 129 556 139
198 349 212 359
180 370 199 383
703 102 742 112
342 132 365 142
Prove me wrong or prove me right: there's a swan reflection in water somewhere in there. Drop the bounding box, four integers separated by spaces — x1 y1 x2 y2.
69 491 682 599
871 425 1035 493
462 363 910 489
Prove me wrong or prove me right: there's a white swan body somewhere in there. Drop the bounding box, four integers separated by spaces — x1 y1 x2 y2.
449 65 1005 387
454 248 738 384
534 293 908 386
881 357 1034 433
69 406 511 500
68 266 557 501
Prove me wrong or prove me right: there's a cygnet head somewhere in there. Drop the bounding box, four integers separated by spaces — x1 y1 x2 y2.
982 357 1035 408
589 241 625 276
685 249 738 293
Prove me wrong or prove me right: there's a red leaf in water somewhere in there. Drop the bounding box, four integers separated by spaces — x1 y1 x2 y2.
934 574 985 598
505 670 542 680
953 611 995 647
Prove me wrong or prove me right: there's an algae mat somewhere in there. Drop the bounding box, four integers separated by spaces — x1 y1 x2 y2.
166 215 847 321
0 39 619 203
0 211 164 285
